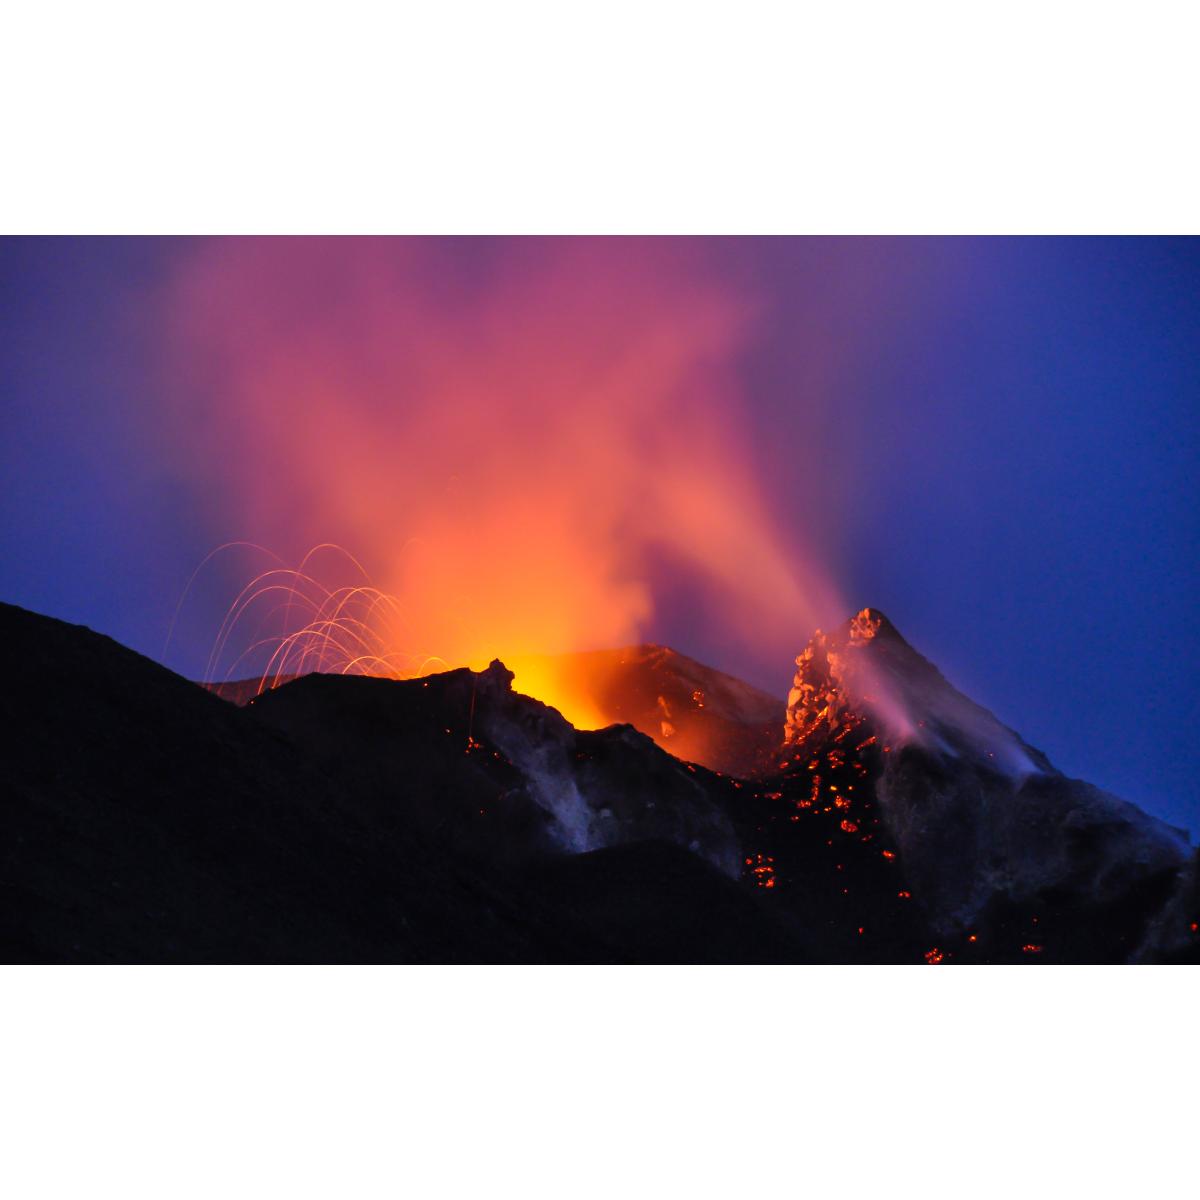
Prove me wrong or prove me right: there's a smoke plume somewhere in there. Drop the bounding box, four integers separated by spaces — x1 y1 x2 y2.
161 238 841 716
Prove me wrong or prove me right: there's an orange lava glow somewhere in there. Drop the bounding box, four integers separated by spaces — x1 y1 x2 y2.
167 240 843 738
501 654 614 730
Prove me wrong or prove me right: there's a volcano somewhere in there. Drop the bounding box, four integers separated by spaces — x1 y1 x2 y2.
2 600 1196 963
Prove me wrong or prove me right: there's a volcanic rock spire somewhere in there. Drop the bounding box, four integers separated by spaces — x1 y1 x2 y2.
783 606 1049 776
784 607 896 751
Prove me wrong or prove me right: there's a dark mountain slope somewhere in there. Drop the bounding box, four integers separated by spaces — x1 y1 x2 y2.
247 662 741 873
0 602 578 961
740 608 1198 962
0 601 804 963
525 840 808 964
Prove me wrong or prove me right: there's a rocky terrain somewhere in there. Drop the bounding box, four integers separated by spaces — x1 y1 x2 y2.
760 608 1196 962
3 599 1196 963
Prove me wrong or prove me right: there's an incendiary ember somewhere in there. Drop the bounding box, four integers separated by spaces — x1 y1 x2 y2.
745 853 777 889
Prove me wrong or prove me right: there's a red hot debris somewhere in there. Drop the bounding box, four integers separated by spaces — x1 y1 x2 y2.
745 853 776 889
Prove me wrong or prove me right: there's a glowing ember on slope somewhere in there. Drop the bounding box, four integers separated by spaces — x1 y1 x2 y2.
746 853 776 889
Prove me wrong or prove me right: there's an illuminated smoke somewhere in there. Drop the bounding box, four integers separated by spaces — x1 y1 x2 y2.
161 239 841 721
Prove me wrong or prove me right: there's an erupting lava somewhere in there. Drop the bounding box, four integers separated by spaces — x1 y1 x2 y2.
160 239 843 733
183 542 614 730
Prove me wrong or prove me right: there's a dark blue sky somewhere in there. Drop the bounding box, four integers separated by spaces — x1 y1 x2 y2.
2 237 1197 834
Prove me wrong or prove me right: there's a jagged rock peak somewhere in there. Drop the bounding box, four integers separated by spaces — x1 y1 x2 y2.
784 608 896 747
845 607 892 642
823 606 914 650
480 658 515 690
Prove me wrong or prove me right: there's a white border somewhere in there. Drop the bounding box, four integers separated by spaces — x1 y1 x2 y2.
2 967 1196 1198
2 5 1197 1196
2 2 1198 233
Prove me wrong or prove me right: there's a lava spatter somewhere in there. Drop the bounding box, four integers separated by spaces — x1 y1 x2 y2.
732 664 932 962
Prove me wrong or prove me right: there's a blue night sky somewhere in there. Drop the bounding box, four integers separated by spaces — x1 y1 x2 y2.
1 237 1197 834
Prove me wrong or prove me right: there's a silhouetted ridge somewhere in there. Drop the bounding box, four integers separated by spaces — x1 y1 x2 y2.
1 601 800 962
3 599 1196 963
